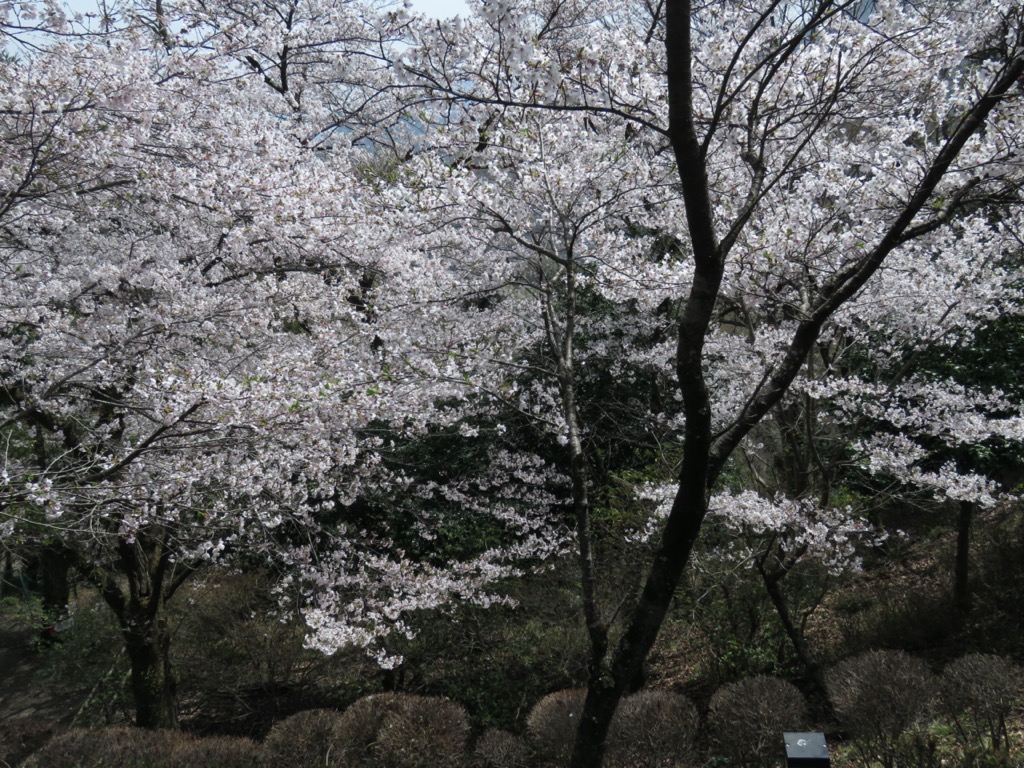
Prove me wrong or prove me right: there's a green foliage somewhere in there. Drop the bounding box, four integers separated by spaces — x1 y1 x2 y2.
27 599 134 727
713 633 797 682
0 594 50 631
924 315 1024 402
332 410 568 570
385 563 589 732
889 728 942 768
915 314 1024 482
8 508 1024 768
677 558 805 684
944 746 1024 768
0 594 133 730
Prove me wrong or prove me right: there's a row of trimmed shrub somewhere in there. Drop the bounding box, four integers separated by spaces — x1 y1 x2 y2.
19 728 263 768
18 650 1021 768
517 677 809 767
14 690 702 768
499 650 1022 768
828 650 1020 768
18 693 471 768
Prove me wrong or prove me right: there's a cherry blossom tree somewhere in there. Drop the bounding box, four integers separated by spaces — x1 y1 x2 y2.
389 0 1024 763
6 0 1024 755
0 0 567 726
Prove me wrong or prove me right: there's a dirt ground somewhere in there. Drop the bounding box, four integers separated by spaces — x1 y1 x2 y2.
0 625 86 767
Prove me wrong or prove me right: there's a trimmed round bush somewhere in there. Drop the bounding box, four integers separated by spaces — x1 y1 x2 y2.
474 729 532 768
21 727 259 768
165 735 262 767
606 689 700 768
374 695 470 768
333 693 409 764
262 708 346 767
526 689 587 767
333 692 470 768
22 727 178 767
941 653 1021 752
707 675 809 767
827 650 935 768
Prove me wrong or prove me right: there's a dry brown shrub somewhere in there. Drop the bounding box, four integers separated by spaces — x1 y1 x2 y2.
330 692 470 768
707 675 809 767
373 695 470 768
261 708 345 767
941 653 1022 753
827 649 935 768
473 729 532 768
525 689 586 767
21 726 179 767
22 727 263 768
606 689 700 768
332 692 408 764
164 734 262 768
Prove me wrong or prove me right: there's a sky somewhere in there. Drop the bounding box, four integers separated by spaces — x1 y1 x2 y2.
412 0 468 18
59 0 469 20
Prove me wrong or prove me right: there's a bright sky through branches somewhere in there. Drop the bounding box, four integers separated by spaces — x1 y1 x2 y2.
414 0 467 18
59 0 468 18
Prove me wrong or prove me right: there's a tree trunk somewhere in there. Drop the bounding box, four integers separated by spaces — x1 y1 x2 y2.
82 527 190 730
39 544 72 616
123 611 179 729
1 551 14 597
759 565 828 698
954 500 974 615
569 0 724 762
570 454 713 767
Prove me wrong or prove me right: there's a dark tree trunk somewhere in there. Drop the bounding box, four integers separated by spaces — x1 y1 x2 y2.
39 544 72 616
1 551 14 597
570 474 711 768
570 0 727 761
124 610 179 729
759 564 828 698
80 525 193 730
954 500 974 615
